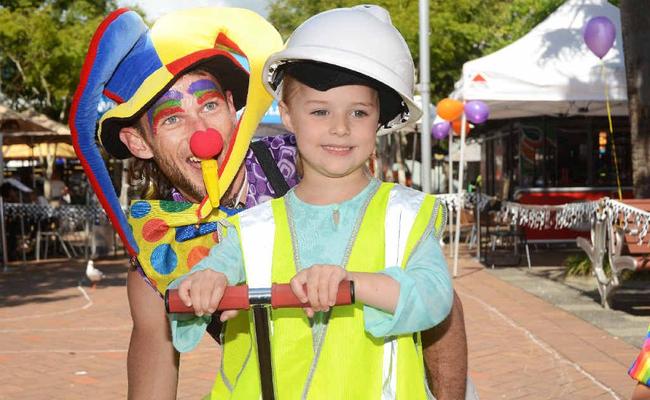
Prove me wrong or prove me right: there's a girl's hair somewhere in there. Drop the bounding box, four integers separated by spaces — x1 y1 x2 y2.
280 73 300 106
278 61 400 125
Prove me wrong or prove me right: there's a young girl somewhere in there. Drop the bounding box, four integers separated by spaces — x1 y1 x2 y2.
170 5 452 399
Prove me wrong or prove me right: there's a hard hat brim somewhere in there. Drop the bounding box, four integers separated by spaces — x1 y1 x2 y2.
264 46 422 135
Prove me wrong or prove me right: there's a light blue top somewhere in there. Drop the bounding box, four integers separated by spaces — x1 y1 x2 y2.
169 179 453 352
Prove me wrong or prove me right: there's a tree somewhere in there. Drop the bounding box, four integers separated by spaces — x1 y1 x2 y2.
620 0 650 197
268 0 566 101
0 1 120 122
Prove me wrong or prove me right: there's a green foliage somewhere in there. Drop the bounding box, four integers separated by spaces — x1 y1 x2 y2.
564 253 594 276
0 1 120 121
563 253 612 277
1 0 622 124
268 0 619 101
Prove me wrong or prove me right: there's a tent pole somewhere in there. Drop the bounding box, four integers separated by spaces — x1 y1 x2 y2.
448 131 454 257
0 196 7 273
419 0 431 194
0 133 8 272
18 191 26 264
453 112 467 277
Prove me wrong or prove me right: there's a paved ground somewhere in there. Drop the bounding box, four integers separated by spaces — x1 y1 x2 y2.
456 252 639 400
0 257 218 400
489 266 650 348
0 247 645 399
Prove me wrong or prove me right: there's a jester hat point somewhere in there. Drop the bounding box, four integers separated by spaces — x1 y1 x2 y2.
70 7 283 255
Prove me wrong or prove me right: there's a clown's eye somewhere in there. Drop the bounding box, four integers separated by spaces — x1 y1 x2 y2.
204 101 219 112
163 115 179 125
311 109 328 116
352 110 369 118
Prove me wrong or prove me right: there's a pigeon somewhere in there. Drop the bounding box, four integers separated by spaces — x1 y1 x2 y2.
85 260 104 289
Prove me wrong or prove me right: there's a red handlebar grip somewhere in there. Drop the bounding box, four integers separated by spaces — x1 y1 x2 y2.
165 285 250 313
165 281 355 313
271 280 355 309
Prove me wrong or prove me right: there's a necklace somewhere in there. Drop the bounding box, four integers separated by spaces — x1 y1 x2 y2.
223 170 248 209
332 206 340 227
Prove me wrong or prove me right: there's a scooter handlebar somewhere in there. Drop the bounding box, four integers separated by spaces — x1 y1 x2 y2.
165 285 249 313
270 280 354 309
166 280 355 314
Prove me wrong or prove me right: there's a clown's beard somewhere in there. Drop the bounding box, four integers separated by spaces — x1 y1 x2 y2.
154 157 204 203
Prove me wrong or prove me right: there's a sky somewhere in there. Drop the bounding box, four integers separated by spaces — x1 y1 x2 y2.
116 0 271 20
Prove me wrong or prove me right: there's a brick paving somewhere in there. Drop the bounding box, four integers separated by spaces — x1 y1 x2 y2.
0 257 218 400
455 252 639 400
0 251 643 399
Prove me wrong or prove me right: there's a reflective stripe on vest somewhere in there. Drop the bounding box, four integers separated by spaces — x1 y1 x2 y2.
239 201 275 288
213 183 445 399
382 184 425 400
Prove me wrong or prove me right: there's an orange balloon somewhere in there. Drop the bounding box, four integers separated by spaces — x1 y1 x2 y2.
437 98 464 121
451 119 471 136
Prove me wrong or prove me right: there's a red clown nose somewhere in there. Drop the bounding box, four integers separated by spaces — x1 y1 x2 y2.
189 128 224 159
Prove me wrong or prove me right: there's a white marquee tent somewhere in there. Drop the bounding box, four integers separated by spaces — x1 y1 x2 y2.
447 0 628 276
451 0 628 119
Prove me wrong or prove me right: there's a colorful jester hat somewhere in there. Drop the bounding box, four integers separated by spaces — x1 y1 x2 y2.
69 8 283 258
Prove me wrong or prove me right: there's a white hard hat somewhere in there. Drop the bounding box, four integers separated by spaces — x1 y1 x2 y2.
263 4 422 135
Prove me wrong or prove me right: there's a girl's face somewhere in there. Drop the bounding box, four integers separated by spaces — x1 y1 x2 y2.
279 82 379 182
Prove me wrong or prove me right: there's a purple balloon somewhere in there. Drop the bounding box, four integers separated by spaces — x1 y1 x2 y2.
583 16 616 59
431 122 450 140
464 100 490 124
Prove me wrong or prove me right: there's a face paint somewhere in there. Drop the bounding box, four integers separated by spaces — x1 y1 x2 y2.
148 89 184 134
189 79 225 105
139 72 239 204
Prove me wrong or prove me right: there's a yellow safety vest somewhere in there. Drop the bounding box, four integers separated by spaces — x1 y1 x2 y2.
211 182 446 399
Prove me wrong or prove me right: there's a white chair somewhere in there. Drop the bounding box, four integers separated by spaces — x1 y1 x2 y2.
35 216 72 260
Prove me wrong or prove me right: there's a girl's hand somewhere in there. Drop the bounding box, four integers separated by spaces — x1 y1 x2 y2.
177 269 229 317
290 265 348 318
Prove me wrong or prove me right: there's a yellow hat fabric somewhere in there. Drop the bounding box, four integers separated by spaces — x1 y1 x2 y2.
70 7 283 255
100 7 283 202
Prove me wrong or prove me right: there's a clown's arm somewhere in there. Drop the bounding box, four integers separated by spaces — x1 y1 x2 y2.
127 268 180 399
